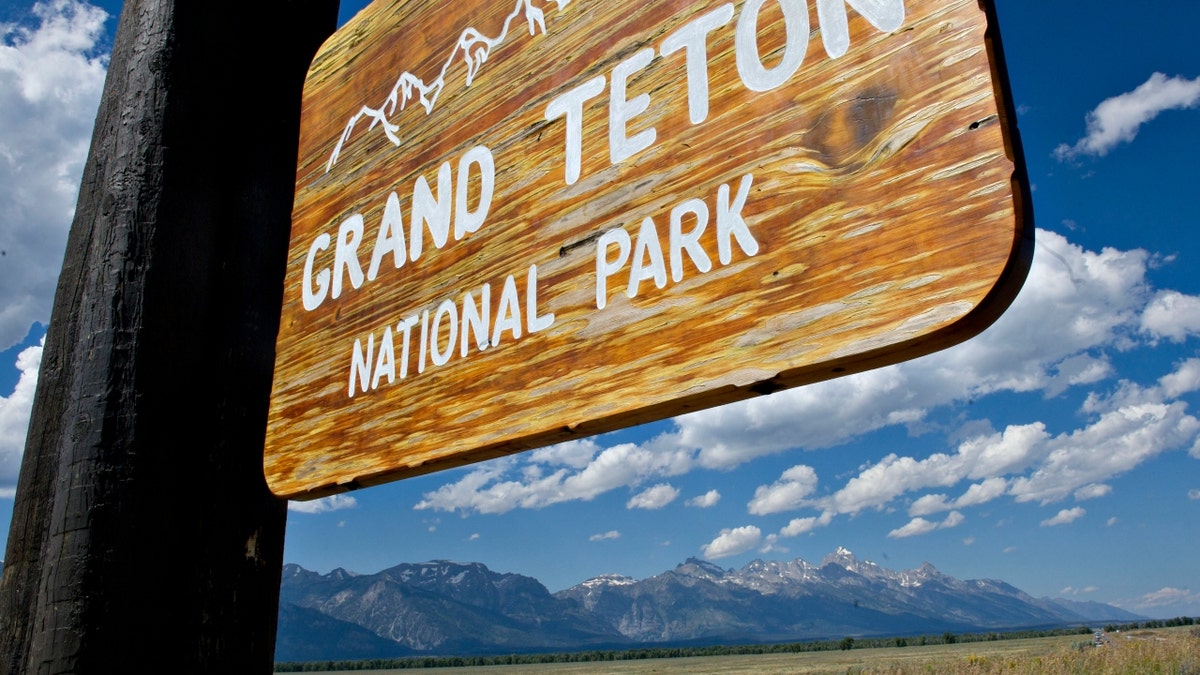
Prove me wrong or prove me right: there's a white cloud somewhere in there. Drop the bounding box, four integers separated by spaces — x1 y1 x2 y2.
747 465 817 515
626 483 679 510
888 511 964 539
1054 73 1200 160
415 437 696 514
686 489 720 508
528 439 600 469
1141 292 1200 343
1041 507 1085 527
910 479 1010 518
1130 587 1200 614
1107 517 1118 526
1159 358 1200 398
888 517 938 539
778 512 832 538
0 339 42 490
956 477 1009 508
1073 483 1112 501
0 1 109 349
909 493 951 517
701 525 761 559
1010 388 1199 505
1188 489 1200 501
287 494 358 514
589 530 620 542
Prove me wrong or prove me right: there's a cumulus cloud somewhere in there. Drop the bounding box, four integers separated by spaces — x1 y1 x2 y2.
779 512 832 537
1041 507 1086 527
747 465 817 515
1188 489 1200 501
888 511 964 539
1141 292 1200 343
416 437 696 514
589 530 620 542
1159 358 1200 398
1 1 109 349
701 525 761 559
1129 587 1200 615
0 339 42 491
909 493 952 517
528 439 601 469
287 494 358 514
626 483 679 510
1054 72 1200 160
1073 483 1112 501
686 489 720 508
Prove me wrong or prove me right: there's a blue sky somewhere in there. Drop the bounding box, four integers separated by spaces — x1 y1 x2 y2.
2 0 1198 620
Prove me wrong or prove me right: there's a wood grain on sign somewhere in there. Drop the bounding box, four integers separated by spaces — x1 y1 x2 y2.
266 0 1032 498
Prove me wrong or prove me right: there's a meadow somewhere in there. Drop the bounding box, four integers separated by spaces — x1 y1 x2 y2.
282 626 1199 674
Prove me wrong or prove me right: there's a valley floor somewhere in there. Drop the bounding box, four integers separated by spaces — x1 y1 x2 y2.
288 626 1199 674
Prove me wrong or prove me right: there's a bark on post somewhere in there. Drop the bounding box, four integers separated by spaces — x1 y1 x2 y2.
0 1 338 671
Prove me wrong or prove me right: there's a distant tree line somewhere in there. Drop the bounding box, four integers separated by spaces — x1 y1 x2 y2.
1103 616 1196 633
274 619 1197 672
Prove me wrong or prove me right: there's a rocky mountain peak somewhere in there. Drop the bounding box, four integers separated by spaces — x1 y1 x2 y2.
673 557 729 580
577 573 636 589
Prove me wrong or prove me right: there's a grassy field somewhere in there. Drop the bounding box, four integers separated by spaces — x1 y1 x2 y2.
293 627 1199 674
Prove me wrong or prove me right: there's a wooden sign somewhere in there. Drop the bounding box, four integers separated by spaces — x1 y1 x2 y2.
266 0 1031 499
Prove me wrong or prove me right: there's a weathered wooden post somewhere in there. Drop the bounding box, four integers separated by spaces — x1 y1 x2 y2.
0 1 338 671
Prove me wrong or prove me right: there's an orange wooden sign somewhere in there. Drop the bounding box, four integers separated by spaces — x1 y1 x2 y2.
266 0 1031 499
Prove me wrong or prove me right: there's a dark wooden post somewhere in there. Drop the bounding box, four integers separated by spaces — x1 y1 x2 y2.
0 1 337 671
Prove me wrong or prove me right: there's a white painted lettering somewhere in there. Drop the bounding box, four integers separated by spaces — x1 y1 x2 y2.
545 76 605 185
669 198 712 282
397 315 418 379
594 175 759 311
333 214 366 299
816 0 905 58
661 4 734 124
526 264 555 333
418 308 430 374
596 228 632 309
629 216 668 298
367 192 406 281
736 0 809 92
349 332 373 398
302 232 331 311
461 284 491 357
410 161 452 261
717 174 759 263
345 264 555 397
454 145 495 239
430 299 458 366
492 274 523 346
609 48 657 165
371 326 395 390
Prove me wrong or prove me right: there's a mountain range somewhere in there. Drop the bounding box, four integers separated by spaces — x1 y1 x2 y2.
275 548 1144 661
